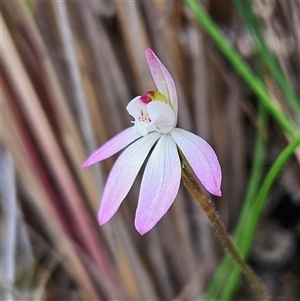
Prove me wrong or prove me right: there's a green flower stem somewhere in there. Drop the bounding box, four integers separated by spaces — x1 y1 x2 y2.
180 154 271 301
183 0 298 139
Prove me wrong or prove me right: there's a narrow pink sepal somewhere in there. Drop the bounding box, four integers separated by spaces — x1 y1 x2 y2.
98 132 162 225
145 48 178 118
171 128 222 196
82 127 141 167
135 135 181 235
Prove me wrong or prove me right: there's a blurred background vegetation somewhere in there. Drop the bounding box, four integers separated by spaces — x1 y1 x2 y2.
1 0 299 300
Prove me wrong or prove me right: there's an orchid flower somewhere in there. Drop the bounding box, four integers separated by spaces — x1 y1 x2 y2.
83 48 222 235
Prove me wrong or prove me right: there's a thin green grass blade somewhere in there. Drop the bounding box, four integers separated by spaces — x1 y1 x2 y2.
183 2 299 298
183 0 298 139
223 135 300 300
206 134 300 300
233 0 300 116
218 106 268 300
203 104 268 300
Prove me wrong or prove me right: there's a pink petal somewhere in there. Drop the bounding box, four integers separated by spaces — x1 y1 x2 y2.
98 132 162 225
145 48 178 118
135 134 181 235
82 127 141 167
171 128 222 196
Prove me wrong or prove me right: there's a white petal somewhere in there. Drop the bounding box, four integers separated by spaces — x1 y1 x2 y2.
135 134 181 234
126 95 176 136
147 101 176 133
98 132 162 225
171 128 222 196
126 95 142 119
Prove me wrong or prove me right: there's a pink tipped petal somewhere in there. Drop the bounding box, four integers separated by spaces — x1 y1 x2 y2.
171 128 222 196
145 48 178 118
147 101 176 133
135 134 181 235
82 127 141 167
98 132 162 225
